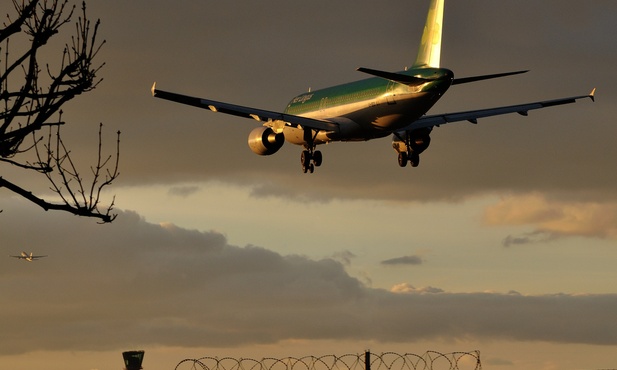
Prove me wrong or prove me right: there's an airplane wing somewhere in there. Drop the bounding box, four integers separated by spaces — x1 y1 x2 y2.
9 254 47 260
405 89 596 130
151 83 339 132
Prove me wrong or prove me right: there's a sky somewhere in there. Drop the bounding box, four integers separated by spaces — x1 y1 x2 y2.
1 1 617 369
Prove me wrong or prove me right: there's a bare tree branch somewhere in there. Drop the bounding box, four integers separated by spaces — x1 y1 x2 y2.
0 0 119 222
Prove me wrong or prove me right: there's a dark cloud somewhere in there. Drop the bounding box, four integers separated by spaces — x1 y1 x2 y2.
501 232 554 247
1 2 616 369
381 255 424 266
2 199 617 356
331 250 356 266
30 0 614 205
502 235 533 247
168 185 201 198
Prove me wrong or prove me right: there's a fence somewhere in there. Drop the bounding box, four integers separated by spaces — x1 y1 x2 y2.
175 351 482 370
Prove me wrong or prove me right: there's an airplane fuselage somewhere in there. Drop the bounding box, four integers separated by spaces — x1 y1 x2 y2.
283 68 454 145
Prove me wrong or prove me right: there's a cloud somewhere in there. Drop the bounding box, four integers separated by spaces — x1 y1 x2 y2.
501 232 553 247
484 194 617 240
2 199 617 356
485 357 514 366
168 185 201 197
381 255 424 266
390 283 444 294
59 0 617 205
331 250 356 266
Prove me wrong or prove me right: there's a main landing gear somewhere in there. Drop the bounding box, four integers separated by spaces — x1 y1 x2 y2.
301 148 322 173
393 128 432 169
300 128 323 173
397 151 420 168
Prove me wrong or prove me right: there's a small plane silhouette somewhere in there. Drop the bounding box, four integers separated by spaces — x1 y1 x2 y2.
10 251 48 262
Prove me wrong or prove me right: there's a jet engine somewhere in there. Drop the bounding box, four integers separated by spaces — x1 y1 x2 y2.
248 127 285 155
408 128 432 153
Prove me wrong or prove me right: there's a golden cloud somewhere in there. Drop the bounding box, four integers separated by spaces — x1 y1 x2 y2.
484 193 617 239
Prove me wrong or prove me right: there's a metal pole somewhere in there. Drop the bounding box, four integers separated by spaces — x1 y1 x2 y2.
364 350 370 370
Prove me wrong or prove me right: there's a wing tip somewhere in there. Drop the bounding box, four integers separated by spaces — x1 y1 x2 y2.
151 82 157 97
589 87 596 102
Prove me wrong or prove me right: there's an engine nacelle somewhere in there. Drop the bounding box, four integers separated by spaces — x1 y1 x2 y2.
392 128 432 154
248 127 285 156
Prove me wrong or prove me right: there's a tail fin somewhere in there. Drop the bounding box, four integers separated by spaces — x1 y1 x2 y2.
413 0 445 68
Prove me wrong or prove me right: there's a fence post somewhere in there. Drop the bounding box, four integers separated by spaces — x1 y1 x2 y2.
364 351 370 370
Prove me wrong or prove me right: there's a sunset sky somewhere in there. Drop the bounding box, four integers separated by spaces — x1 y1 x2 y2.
1 1 616 369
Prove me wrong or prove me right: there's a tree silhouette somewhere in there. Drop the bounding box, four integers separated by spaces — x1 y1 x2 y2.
0 0 119 223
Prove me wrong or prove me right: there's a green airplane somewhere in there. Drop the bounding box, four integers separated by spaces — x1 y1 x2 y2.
152 0 595 173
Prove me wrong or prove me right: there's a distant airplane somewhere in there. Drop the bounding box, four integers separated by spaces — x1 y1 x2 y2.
10 252 48 262
152 0 595 173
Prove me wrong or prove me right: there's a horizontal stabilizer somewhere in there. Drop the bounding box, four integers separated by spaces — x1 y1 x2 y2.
356 67 435 86
452 70 529 85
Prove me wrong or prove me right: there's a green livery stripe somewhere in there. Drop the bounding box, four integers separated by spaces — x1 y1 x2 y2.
284 77 388 116
284 68 451 116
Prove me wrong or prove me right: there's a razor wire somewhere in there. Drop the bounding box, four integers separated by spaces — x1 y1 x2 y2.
175 351 481 370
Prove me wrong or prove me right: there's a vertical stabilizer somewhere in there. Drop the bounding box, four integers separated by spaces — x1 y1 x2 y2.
413 0 445 68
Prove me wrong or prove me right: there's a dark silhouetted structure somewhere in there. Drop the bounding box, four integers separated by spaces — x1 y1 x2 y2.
123 350 145 370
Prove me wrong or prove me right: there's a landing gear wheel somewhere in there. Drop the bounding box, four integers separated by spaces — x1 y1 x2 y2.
301 150 311 168
300 148 322 173
301 150 316 173
393 128 432 169
313 150 322 167
410 153 420 167
398 152 408 167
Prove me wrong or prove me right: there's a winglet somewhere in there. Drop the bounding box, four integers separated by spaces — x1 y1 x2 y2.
589 87 596 102
151 82 157 96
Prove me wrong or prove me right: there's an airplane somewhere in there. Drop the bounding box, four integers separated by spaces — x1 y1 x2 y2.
10 251 48 262
152 0 595 173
